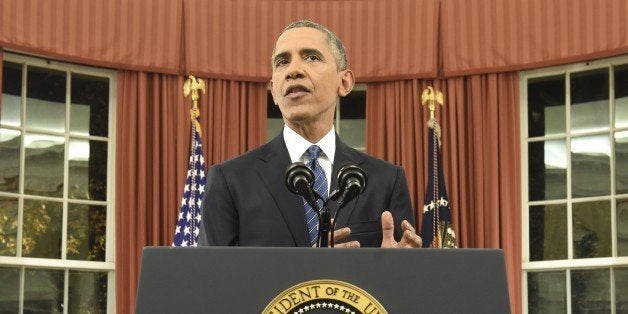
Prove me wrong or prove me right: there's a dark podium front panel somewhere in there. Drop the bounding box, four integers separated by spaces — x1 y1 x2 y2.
136 247 510 313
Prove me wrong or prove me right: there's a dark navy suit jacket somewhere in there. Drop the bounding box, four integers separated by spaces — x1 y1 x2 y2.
198 133 415 247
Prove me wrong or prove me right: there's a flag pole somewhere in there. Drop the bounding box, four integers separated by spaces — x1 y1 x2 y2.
172 76 207 247
420 86 456 248
421 86 443 121
183 76 206 136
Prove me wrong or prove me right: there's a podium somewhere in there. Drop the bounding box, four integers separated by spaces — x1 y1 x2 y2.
136 247 510 313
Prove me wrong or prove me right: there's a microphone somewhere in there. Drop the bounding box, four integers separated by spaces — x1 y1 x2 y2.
332 163 367 208
328 163 367 247
285 162 320 211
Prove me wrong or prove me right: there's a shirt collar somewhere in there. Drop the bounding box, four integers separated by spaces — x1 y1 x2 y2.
283 125 336 163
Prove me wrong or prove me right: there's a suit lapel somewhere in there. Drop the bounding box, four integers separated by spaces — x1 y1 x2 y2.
255 134 310 246
330 135 365 228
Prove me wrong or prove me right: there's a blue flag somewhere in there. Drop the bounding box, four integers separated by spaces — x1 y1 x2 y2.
172 122 206 247
421 119 456 248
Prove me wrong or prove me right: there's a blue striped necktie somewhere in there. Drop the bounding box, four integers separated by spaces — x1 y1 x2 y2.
303 145 328 246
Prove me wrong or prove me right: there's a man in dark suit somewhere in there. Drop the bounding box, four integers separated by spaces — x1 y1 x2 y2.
199 20 422 248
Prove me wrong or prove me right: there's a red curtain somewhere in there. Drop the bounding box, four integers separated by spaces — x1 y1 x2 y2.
0 0 183 74
183 0 439 81
366 73 521 314
197 78 268 163
3 0 628 79
440 0 628 76
115 71 266 313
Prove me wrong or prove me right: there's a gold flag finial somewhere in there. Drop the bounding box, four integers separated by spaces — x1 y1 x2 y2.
421 86 444 120
183 76 205 135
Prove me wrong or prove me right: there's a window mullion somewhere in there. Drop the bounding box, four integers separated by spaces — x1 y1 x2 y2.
106 79 117 263
565 71 573 262
609 65 618 314
610 66 618 259
107 270 116 313
19 266 25 314
565 71 574 313
566 269 572 313
61 70 71 261
63 269 69 314
611 267 617 314
16 63 27 259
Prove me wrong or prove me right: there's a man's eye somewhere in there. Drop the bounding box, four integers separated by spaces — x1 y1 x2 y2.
304 55 321 61
275 59 289 67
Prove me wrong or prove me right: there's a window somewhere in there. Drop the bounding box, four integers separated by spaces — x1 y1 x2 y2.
521 55 628 313
266 84 366 151
0 53 116 313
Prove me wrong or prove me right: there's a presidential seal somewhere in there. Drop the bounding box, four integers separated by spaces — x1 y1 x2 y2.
263 279 387 314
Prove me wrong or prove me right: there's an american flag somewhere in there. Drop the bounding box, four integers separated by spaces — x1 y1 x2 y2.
172 122 206 246
421 118 456 248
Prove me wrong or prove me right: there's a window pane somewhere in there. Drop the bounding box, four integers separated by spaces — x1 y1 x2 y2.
571 269 610 313
617 131 628 194
70 73 109 137
22 199 62 258
68 271 108 314
266 118 283 142
528 75 566 137
24 133 65 197
617 268 628 312
530 204 567 261
24 268 64 313
618 199 628 256
266 93 283 141
527 271 566 314
0 196 19 256
0 128 21 193
615 64 628 128
571 135 611 197
339 93 366 149
573 201 611 258
570 69 609 134
339 118 365 149
0 267 20 313
1 61 22 126
26 66 66 132
68 204 106 261
529 140 567 201
69 139 107 201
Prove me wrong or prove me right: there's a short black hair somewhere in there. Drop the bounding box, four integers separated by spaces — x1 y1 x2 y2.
275 19 348 71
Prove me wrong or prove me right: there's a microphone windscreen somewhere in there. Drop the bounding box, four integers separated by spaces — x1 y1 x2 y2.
337 163 367 193
285 162 314 195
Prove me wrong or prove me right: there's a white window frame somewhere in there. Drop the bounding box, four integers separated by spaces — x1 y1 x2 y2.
520 54 628 313
0 51 117 314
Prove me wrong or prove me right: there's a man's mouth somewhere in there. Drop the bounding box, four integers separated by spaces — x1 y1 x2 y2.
284 85 310 97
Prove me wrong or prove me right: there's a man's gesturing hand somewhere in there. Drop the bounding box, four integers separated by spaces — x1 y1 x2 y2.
380 211 422 248
331 227 360 248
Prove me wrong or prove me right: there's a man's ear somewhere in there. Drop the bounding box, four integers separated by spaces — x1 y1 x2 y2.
338 69 355 97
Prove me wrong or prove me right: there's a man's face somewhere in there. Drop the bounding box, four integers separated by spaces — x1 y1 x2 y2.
270 27 350 127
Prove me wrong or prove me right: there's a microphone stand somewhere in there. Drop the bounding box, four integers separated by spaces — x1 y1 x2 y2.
322 184 363 247
317 192 343 248
286 162 366 248
317 202 332 248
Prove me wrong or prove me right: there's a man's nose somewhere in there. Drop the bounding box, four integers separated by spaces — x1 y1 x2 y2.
285 59 305 79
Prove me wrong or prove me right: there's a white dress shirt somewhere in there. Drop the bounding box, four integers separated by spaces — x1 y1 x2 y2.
283 125 335 192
